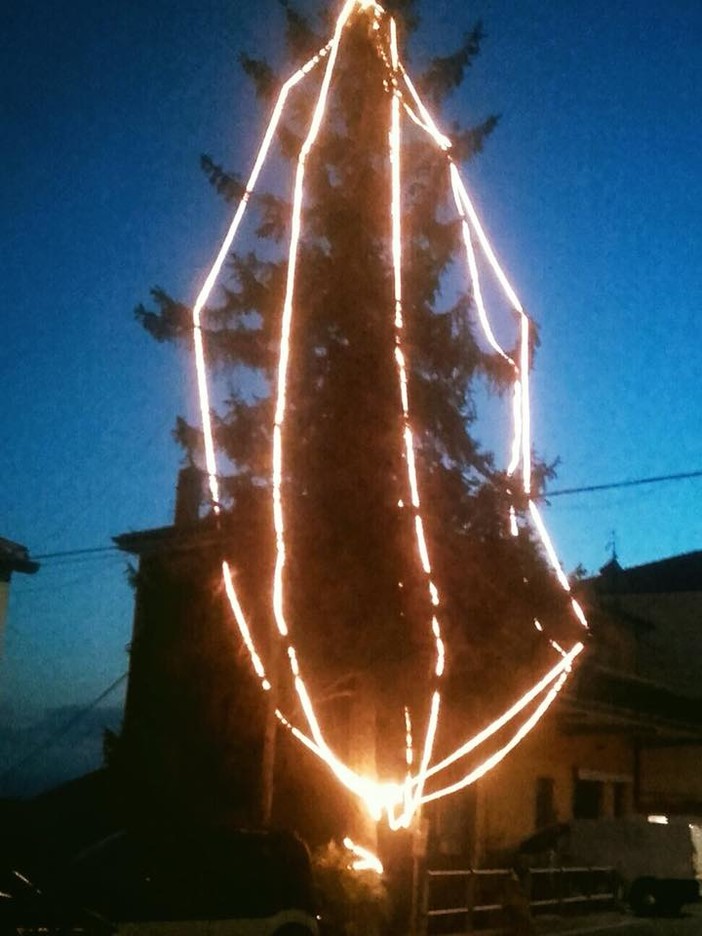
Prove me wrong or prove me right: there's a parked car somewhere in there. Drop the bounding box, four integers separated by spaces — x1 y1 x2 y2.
0 863 113 935
519 816 702 916
58 827 319 936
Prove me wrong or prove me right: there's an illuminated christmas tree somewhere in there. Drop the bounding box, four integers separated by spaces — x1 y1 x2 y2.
138 0 586 854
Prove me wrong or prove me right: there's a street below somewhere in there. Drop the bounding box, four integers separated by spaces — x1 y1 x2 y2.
536 905 702 936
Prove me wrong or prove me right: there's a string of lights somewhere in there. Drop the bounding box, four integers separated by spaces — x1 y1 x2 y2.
388 14 444 823
545 468 702 498
184 0 588 844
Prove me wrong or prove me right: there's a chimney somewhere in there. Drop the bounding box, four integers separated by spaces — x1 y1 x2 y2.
174 466 203 527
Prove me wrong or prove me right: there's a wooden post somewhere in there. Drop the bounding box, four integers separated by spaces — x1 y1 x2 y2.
416 858 429 936
410 815 428 936
260 642 281 826
465 868 476 933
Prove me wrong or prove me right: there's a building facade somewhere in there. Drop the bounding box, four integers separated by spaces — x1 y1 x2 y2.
115 483 702 865
429 553 702 865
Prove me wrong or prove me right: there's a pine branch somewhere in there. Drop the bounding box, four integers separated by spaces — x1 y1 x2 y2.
200 155 245 203
452 114 500 161
238 53 277 101
135 288 192 343
421 22 485 104
280 1 323 61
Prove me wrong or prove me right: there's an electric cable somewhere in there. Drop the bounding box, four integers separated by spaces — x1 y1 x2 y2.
546 469 702 498
0 672 128 785
19 468 702 566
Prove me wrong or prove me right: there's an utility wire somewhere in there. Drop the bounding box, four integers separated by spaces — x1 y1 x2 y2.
34 545 119 561
0 672 128 784
27 468 702 562
545 468 702 498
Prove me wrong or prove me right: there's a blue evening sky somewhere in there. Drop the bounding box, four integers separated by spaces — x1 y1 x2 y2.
1 0 700 793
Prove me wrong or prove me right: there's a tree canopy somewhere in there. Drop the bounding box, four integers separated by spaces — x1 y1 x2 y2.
136 0 581 788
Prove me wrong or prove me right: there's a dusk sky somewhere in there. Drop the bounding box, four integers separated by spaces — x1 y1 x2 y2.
2 0 700 794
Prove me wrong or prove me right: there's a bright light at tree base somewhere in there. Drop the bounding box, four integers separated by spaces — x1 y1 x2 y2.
185 0 588 833
344 837 384 874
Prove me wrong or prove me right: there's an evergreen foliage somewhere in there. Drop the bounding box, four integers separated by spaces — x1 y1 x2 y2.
136 0 578 777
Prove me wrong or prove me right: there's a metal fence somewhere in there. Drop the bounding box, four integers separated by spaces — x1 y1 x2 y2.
421 865 618 934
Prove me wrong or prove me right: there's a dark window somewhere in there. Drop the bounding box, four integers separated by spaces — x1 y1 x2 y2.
535 776 556 830
573 779 604 819
432 788 474 856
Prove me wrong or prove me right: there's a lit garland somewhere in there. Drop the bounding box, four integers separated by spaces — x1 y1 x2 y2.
388 14 444 824
185 0 588 837
344 836 385 874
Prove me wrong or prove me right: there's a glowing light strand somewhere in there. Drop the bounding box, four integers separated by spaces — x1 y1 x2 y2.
450 159 532 497
449 165 514 366
447 161 526 499
344 837 384 874
406 689 440 823
387 17 445 826
397 63 452 151
400 6 592 697
449 167 524 315
404 707 414 763
280 12 584 804
398 70 530 519
185 37 338 731
392 58 589 640
421 664 574 803
271 0 359 758
519 315 532 495
528 499 571 593
187 3 408 805
388 21 445 682
402 705 414 820
417 642 583 783
183 0 589 830
292 7 584 776
508 382 523 478
187 39 338 710
222 562 270 689
189 0 419 827
278 640 582 824
190 41 332 513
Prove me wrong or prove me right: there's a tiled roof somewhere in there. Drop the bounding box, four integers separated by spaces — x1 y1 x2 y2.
572 662 702 732
593 551 702 595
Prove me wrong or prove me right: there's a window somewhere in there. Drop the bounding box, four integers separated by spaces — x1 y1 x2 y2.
573 778 604 819
535 776 556 830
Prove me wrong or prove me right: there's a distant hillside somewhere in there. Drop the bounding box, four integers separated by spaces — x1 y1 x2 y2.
0 703 123 798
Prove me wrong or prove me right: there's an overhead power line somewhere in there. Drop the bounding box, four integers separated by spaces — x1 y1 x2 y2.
546 468 702 498
0 672 128 785
24 468 702 564
34 545 119 561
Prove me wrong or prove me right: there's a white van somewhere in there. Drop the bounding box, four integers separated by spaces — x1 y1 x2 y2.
521 816 701 916
61 828 319 936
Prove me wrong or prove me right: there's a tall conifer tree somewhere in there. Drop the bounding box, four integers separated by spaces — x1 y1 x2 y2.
137 0 577 793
